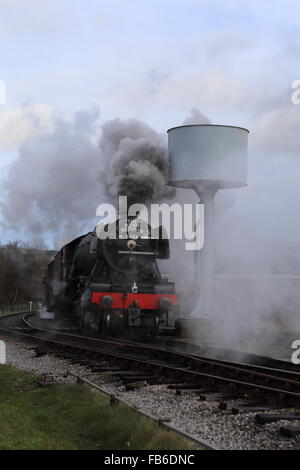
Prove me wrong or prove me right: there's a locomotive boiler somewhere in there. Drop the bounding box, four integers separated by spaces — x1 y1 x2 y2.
44 216 179 337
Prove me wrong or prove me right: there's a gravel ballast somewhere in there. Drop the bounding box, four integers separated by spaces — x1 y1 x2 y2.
2 336 300 450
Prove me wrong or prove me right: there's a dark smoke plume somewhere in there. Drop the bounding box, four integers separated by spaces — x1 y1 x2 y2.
99 118 174 205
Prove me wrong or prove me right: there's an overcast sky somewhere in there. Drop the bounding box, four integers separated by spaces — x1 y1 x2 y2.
0 0 300 247
1 1 299 127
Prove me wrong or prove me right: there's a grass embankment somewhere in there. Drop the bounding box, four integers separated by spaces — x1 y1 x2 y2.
0 365 195 450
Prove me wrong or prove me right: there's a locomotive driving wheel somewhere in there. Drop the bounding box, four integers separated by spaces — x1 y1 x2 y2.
76 283 101 333
153 314 160 336
99 310 111 335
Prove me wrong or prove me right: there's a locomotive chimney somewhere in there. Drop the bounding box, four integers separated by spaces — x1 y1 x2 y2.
167 124 249 318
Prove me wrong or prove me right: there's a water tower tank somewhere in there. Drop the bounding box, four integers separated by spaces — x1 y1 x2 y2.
168 124 248 190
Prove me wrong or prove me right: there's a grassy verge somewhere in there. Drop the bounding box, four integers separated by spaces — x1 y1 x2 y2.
0 365 196 450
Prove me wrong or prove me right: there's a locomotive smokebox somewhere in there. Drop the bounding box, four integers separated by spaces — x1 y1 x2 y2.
167 124 249 318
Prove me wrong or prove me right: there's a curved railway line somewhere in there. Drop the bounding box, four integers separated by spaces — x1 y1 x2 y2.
3 311 300 446
1 311 300 410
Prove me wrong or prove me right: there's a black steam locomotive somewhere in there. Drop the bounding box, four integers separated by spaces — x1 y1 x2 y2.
45 217 179 337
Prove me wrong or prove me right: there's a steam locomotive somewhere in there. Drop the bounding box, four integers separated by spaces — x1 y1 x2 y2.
44 217 179 337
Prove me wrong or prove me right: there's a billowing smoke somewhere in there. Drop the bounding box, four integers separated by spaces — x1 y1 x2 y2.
99 118 173 205
0 111 175 247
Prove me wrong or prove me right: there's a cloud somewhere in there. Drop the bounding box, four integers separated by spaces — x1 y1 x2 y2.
0 103 56 151
207 32 252 56
251 104 300 154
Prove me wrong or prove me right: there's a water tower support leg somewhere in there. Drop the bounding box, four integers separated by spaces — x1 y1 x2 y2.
193 184 218 318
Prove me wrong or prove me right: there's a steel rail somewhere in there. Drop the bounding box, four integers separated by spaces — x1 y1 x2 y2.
21 314 300 393
67 371 220 450
2 312 300 407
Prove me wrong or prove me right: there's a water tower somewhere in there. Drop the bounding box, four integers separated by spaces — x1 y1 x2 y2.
168 124 249 317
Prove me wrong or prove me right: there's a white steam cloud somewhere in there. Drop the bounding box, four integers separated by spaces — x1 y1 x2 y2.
182 108 211 125
1 107 101 248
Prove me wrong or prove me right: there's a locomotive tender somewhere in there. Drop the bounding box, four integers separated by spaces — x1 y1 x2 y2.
45 217 179 336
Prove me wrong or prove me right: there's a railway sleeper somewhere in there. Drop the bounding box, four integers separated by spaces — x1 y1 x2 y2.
168 383 203 390
90 366 125 372
219 400 263 411
199 392 235 402
121 375 155 384
125 381 147 391
176 387 215 396
33 348 49 357
231 405 272 415
104 370 138 377
280 425 300 438
256 413 300 425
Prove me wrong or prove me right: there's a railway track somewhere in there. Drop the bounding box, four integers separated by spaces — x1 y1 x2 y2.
0 311 220 450
1 311 300 410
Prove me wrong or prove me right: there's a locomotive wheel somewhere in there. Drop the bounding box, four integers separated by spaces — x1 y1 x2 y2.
100 311 112 336
105 312 111 334
88 311 98 333
100 310 125 337
82 304 101 333
153 314 160 336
